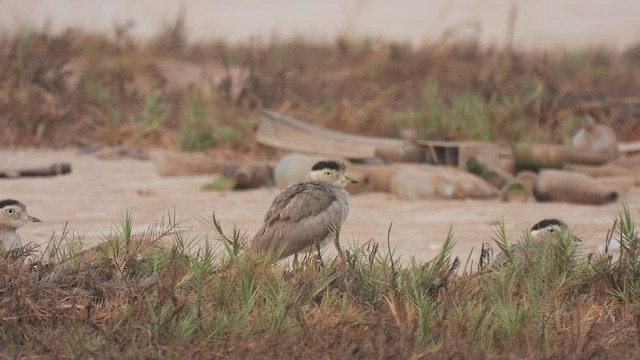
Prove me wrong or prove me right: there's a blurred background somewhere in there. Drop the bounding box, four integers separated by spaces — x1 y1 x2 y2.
2 0 640 50
1 0 640 263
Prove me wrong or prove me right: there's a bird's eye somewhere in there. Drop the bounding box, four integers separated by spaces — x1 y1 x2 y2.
547 228 554 233
324 171 331 176
5 208 15 215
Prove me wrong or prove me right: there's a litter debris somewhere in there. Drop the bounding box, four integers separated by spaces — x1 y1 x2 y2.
256 109 500 167
0 163 71 178
466 156 515 190
247 109 640 204
514 170 538 196
513 143 608 171
534 169 618 205
481 169 515 190
571 115 619 160
390 165 499 200
220 161 274 189
257 109 402 159
501 182 530 202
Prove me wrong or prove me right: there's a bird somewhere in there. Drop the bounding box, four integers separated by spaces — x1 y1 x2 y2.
0 199 41 255
252 159 359 260
529 218 573 242
492 218 580 265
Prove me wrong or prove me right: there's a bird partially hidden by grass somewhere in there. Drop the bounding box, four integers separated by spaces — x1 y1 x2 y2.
0 199 41 261
492 218 581 266
251 160 359 261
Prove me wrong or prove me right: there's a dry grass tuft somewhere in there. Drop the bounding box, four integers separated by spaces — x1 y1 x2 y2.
1 27 640 153
1 207 640 358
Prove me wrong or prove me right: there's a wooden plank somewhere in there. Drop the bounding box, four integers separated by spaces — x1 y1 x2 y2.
256 110 403 159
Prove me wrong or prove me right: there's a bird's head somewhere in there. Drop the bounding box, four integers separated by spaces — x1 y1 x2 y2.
306 160 359 187
0 199 41 231
530 218 580 243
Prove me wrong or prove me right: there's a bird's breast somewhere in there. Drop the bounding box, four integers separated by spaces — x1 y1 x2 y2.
337 188 350 219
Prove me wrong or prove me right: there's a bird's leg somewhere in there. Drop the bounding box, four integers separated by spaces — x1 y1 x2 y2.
314 239 324 269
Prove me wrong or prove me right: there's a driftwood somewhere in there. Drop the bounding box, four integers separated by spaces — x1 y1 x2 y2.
0 163 71 178
390 166 499 200
534 169 618 205
513 143 608 171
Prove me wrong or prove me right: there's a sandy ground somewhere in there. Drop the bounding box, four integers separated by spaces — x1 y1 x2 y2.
1 149 638 264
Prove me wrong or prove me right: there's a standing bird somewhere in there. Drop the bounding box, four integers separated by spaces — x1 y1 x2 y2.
0 199 41 255
252 160 359 260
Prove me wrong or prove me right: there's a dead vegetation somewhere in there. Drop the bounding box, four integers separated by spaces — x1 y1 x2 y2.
1 24 640 154
1 207 640 358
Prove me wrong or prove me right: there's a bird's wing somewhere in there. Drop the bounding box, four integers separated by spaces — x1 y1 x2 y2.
252 183 348 258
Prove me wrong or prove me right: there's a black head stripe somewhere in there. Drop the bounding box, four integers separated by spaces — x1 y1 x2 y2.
0 199 22 208
311 160 344 172
531 218 564 232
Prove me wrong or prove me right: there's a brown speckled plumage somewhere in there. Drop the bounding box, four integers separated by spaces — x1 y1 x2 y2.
252 160 356 260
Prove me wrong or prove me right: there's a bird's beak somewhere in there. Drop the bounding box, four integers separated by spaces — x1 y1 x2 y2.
25 215 41 223
344 175 359 184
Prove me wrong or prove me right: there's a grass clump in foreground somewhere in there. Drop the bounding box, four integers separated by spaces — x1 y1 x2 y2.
2 207 640 358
